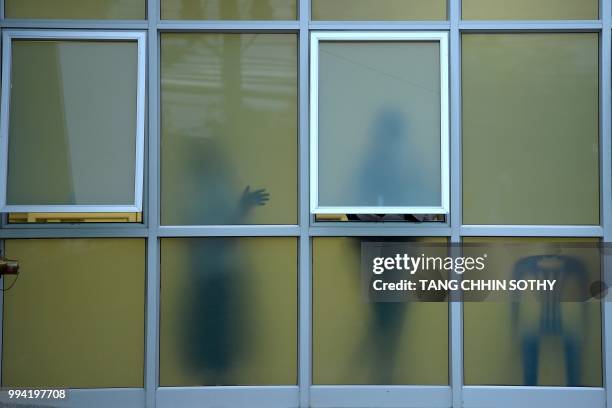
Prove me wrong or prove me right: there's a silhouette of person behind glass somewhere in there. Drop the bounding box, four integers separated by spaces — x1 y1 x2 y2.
180 135 269 385
352 111 414 380
347 110 446 382
164 10 274 384
347 107 432 222
347 237 408 384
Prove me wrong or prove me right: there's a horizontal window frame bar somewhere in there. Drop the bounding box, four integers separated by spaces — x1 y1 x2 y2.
460 225 604 237
3 205 141 213
157 20 300 31
313 206 448 215
156 386 298 408
309 385 451 408
0 21 604 32
309 21 451 30
1 222 147 230
309 225 452 236
0 19 149 29
0 228 149 238
1 225 602 238
459 20 603 31
462 386 605 408
0 388 144 408
311 220 450 227
157 225 301 237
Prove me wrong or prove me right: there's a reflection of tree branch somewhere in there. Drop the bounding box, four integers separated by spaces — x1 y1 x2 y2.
162 36 221 79
240 34 258 53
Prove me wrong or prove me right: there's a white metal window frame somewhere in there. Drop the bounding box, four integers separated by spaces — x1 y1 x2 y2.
309 31 451 215
0 29 146 213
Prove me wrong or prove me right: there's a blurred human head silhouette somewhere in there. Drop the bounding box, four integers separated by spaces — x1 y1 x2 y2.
371 107 406 143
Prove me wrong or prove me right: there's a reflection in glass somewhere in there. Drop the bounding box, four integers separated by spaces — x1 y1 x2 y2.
311 0 446 21
161 34 297 225
462 34 599 225
462 0 597 20
317 41 442 211
2 239 145 388
463 238 602 387
7 40 138 207
5 0 145 19
320 213 445 222
312 237 448 385
160 238 297 386
161 0 296 20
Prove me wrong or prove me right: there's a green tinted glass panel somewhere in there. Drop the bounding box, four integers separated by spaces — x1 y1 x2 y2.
462 0 597 20
161 34 297 225
462 34 599 225
7 40 138 207
5 0 145 19
463 238 602 387
312 0 446 20
162 0 296 19
2 239 145 388
312 237 448 385
160 237 297 386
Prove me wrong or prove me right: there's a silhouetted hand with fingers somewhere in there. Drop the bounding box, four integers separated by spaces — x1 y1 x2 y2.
239 186 270 213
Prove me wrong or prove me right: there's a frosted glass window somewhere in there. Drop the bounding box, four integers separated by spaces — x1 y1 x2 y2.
311 32 449 215
463 238 602 387
2 239 145 388
462 0 598 20
462 34 599 225
311 0 446 21
4 0 145 20
161 33 297 225
161 0 296 20
312 237 448 385
0 32 146 213
160 237 297 386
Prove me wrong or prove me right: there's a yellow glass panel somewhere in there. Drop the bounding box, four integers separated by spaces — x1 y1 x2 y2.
161 0 296 20
161 33 297 225
462 0 598 20
7 40 138 208
2 239 145 388
312 0 446 21
160 237 297 386
313 237 448 385
462 34 599 225
5 0 145 19
463 237 602 386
